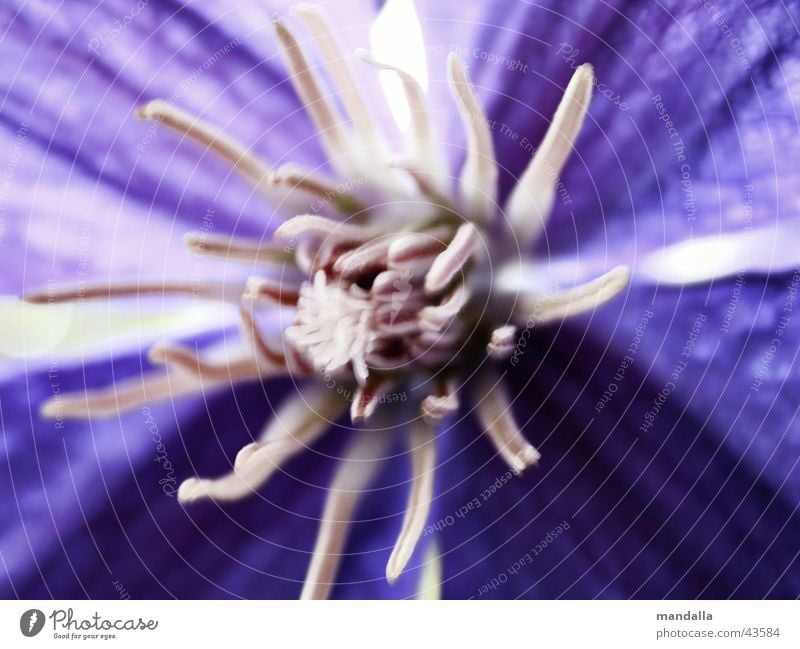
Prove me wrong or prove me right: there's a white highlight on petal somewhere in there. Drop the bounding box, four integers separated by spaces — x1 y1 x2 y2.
370 0 428 132
359 52 444 183
301 429 389 600
415 539 442 600
178 387 343 504
0 297 237 361
448 55 498 224
505 64 594 245
386 418 436 584
0 298 74 358
638 221 800 285
474 372 540 474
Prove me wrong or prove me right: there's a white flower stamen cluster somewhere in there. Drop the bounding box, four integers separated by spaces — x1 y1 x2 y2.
30 5 629 599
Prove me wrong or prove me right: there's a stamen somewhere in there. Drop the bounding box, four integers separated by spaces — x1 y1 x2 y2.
410 345 456 369
333 237 394 279
289 346 316 375
420 381 459 423
301 430 388 599
272 19 353 175
505 64 594 245
184 232 294 265
374 296 426 322
487 325 517 359
285 271 375 384
365 349 411 370
474 374 540 473
418 283 469 332
358 50 445 182
379 321 420 339
389 159 451 209
243 275 301 307
137 100 271 190
275 214 377 243
371 269 420 302
26 0 643 603
178 387 344 503
514 265 629 325
387 231 448 274
375 305 422 337
292 5 382 147
386 419 436 583
294 234 321 275
447 55 497 224
238 303 288 368
40 371 203 420
416 327 461 349
147 343 262 382
424 223 479 295
312 237 355 273
23 280 234 304
350 376 394 425
270 164 364 215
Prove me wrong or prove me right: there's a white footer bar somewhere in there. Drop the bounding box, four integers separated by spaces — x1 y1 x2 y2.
0 600 796 648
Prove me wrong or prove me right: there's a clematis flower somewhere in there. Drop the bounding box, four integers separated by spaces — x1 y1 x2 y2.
2 0 799 600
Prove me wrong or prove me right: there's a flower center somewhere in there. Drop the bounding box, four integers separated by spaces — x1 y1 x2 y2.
283 217 479 391
28 3 633 601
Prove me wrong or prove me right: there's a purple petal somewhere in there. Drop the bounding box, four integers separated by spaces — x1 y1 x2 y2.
4 0 800 602
0 356 423 598
0 0 380 293
435 282 799 598
415 1 800 258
